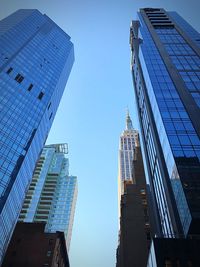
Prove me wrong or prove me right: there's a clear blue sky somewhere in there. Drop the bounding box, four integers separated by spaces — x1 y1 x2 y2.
0 1 199 266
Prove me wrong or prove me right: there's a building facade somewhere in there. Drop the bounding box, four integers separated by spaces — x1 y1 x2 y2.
0 10 74 260
2 222 70 267
19 144 77 251
147 237 200 267
116 144 152 267
130 8 200 238
118 112 139 200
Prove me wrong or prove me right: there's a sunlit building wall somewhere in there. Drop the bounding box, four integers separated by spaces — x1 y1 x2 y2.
19 144 77 251
118 112 139 201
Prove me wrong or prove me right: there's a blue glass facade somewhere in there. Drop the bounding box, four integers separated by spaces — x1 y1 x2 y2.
130 8 200 238
18 144 78 251
0 10 74 261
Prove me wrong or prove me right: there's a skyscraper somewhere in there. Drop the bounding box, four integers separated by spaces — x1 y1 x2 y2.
130 8 200 238
117 113 152 266
118 112 139 201
19 144 77 251
0 10 74 261
116 141 152 267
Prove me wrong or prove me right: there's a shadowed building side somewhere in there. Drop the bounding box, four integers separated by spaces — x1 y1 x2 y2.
130 7 200 239
2 222 70 267
116 137 152 267
147 237 200 267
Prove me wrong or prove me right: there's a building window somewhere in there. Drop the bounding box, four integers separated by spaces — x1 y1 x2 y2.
165 259 172 267
146 232 151 240
187 260 193 267
49 113 53 120
142 199 147 205
38 92 44 100
47 251 52 257
6 67 13 74
28 84 33 91
48 102 51 109
140 189 146 195
49 239 54 245
15 73 24 83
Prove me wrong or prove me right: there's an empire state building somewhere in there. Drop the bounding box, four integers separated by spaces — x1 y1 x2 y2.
118 112 139 204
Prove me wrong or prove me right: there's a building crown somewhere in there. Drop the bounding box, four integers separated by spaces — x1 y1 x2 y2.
126 109 133 130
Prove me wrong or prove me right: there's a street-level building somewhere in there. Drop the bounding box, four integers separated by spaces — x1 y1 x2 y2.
2 222 70 267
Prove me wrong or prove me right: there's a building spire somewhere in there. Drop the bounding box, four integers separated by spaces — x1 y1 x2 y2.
126 108 133 130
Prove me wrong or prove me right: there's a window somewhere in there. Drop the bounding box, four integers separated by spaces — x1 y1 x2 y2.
142 199 147 205
187 260 193 267
146 232 151 240
165 259 172 267
48 102 51 109
49 113 53 120
38 92 44 100
15 74 24 83
140 189 146 195
6 67 13 74
28 84 33 91
47 251 51 257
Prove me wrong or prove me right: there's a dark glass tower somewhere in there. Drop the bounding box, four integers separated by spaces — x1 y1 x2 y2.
0 9 74 261
130 8 200 238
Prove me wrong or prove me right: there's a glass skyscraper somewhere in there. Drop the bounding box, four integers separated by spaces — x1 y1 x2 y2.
19 144 78 251
130 8 200 238
118 112 139 203
0 10 74 260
